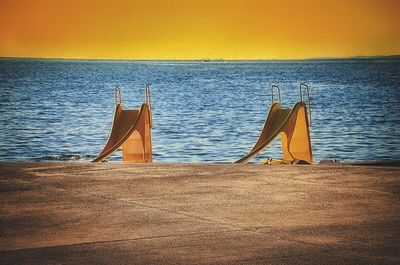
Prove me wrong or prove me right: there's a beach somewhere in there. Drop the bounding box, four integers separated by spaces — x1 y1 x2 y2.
1 162 399 264
2 0 400 264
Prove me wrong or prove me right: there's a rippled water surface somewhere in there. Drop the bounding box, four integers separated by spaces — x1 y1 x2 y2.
1 58 399 162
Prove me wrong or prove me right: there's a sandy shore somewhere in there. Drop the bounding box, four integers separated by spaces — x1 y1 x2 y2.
0 162 399 264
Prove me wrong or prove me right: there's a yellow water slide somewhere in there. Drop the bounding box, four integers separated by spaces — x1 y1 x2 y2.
235 84 313 164
92 85 152 162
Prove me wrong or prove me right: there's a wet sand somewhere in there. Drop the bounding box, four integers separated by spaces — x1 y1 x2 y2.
0 162 399 264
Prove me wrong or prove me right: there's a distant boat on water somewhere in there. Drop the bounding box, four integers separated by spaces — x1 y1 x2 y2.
200 58 225 63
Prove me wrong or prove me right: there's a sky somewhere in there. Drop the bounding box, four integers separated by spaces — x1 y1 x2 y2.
0 0 399 60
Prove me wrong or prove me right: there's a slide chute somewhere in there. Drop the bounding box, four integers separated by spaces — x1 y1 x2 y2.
92 85 152 162
236 84 313 164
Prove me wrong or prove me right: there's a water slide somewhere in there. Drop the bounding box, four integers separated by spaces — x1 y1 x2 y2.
92 86 152 162
235 84 313 164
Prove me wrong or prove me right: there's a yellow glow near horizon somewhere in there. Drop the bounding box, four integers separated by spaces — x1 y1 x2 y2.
0 0 399 59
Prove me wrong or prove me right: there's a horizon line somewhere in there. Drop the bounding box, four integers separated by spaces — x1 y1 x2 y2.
1 54 399 62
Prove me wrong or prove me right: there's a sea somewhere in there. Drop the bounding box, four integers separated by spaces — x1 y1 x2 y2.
0 58 399 163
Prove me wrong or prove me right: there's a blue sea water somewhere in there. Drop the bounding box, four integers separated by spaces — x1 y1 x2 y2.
0 58 399 163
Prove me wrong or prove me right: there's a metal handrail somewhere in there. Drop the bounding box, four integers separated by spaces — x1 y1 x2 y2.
145 84 151 110
115 85 122 105
145 84 153 128
270 85 281 104
299 82 312 126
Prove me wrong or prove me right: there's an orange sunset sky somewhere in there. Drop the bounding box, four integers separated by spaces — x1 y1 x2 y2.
0 0 399 60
